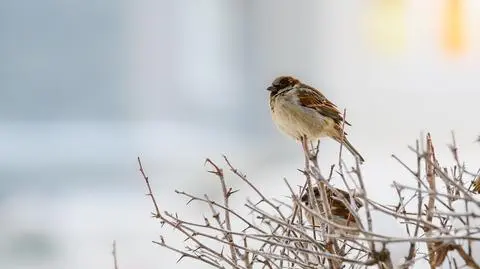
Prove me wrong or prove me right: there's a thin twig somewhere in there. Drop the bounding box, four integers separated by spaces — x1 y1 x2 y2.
205 158 238 265
112 240 119 269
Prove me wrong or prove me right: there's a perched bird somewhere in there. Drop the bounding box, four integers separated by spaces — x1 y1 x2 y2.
267 76 364 163
301 186 363 235
473 176 480 194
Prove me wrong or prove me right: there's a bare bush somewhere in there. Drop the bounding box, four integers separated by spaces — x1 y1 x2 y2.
138 133 480 268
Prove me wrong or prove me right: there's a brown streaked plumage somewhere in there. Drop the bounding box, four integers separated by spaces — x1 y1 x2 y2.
301 186 363 235
473 176 480 194
267 75 365 163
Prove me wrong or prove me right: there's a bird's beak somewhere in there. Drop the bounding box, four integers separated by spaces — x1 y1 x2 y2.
266 86 275 91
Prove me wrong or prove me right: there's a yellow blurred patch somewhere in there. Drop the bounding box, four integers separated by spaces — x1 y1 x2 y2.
443 0 464 55
364 0 405 55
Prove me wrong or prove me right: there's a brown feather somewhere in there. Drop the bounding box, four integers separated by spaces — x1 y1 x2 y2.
296 85 351 127
301 186 363 224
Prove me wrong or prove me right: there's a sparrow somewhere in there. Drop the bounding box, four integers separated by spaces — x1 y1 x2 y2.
301 186 363 235
267 76 364 163
473 176 480 194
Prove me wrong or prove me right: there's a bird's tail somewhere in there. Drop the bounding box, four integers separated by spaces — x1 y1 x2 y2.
334 136 365 163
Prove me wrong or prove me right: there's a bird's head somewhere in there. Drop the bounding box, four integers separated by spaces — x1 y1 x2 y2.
301 187 320 206
267 76 299 95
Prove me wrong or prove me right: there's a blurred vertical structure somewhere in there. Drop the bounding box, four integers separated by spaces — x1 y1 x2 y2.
127 0 246 129
364 0 405 55
443 0 465 55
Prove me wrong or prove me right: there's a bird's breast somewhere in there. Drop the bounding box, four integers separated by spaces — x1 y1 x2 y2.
270 96 335 140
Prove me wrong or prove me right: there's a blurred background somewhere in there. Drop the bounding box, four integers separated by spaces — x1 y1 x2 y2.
1 0 479 268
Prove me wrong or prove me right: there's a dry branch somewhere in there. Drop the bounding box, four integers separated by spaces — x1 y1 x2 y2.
138 133 480 268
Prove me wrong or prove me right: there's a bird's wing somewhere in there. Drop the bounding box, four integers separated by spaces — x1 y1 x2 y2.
296 84 350 126
327 188 363 208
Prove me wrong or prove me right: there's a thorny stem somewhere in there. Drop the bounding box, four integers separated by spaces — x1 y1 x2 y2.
205 158 238 265
138 132 480 269
425 133 437 268
137 157 161 218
